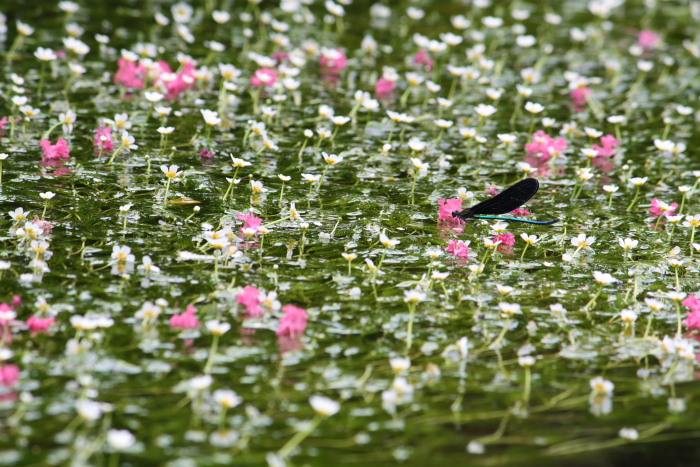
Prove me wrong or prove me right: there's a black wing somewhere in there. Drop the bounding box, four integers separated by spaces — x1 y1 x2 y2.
468 178 540 215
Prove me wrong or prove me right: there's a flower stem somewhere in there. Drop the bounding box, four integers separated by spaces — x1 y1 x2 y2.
406 302 416 350
277 414 323 459
203 334 220 374
163 178 172 204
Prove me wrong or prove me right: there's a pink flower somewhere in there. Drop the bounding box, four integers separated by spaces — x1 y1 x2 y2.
41 139 71 160
278 335 303 353
494 233 516 247
438 199 463 222
684 309 700 331
158 61 198 99
238 212 263 234
593 134 620 157
494 233 516 255
238 286 264 318
375 77 396 98
0 365 19 387
320 49 348 74
683 294 700 313
414 50 434 71
277 304 308 337
251 68 279 87
12 296 21 308
170 305 200 330
0 116 8 130
649 198 678 217
31 216 54 235
446 239 470 259
272 51 290 63
94 125 114 154
199 149 215 159
510 208 531 217
571 86 591 111
0 302 15 325
27 315 55 332
525 131 568 162
114 58 146 90
485 186 501 196
638 30 660 51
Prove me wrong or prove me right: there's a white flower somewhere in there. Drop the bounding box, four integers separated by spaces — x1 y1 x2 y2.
618 238 638 250
161 165 182 179
157 126 175 135
34 47 57 61
518 355 535 367
620 310 637 323
40 191 55 200
590 376 614 395
499 302 522 316
301 173 320 183
379 233 400 248
524 101 545 114
107 429 136 451
201 109 221 126
119 131 138 151
205 320 231 335
309 395 341 416
404 289 426 304
322 152 343 165
516 234 539 248
144 91 164 103
571 234 595 248
390 357 411 372
76 399 103 421
619 428 639 441
189 374 213 391
213 389 242 408
474 104 497 118
593 271 616 285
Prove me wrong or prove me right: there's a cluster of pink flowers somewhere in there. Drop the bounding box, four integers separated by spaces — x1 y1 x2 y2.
238 212 264 236
638 30 660 52
375 77 396 98
27 315 55 332
649 198 678 218
237 286 309 340
525 131 568 162
593 135 620 157
571 86 591 112
414 50 433 71
494 233 516 254
592 134 620 171
446 239 470 259
683 293 700 331
320 49 348 75
0 365 19 387
510 208 531 217
41 139 71 160
94 126 114 154
170 304 200 329
238 286 264 318
199 149 215 159
437 198 463 223
0 298 21 388
250 68 279 87
114 59 198 99
277 305 308 337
